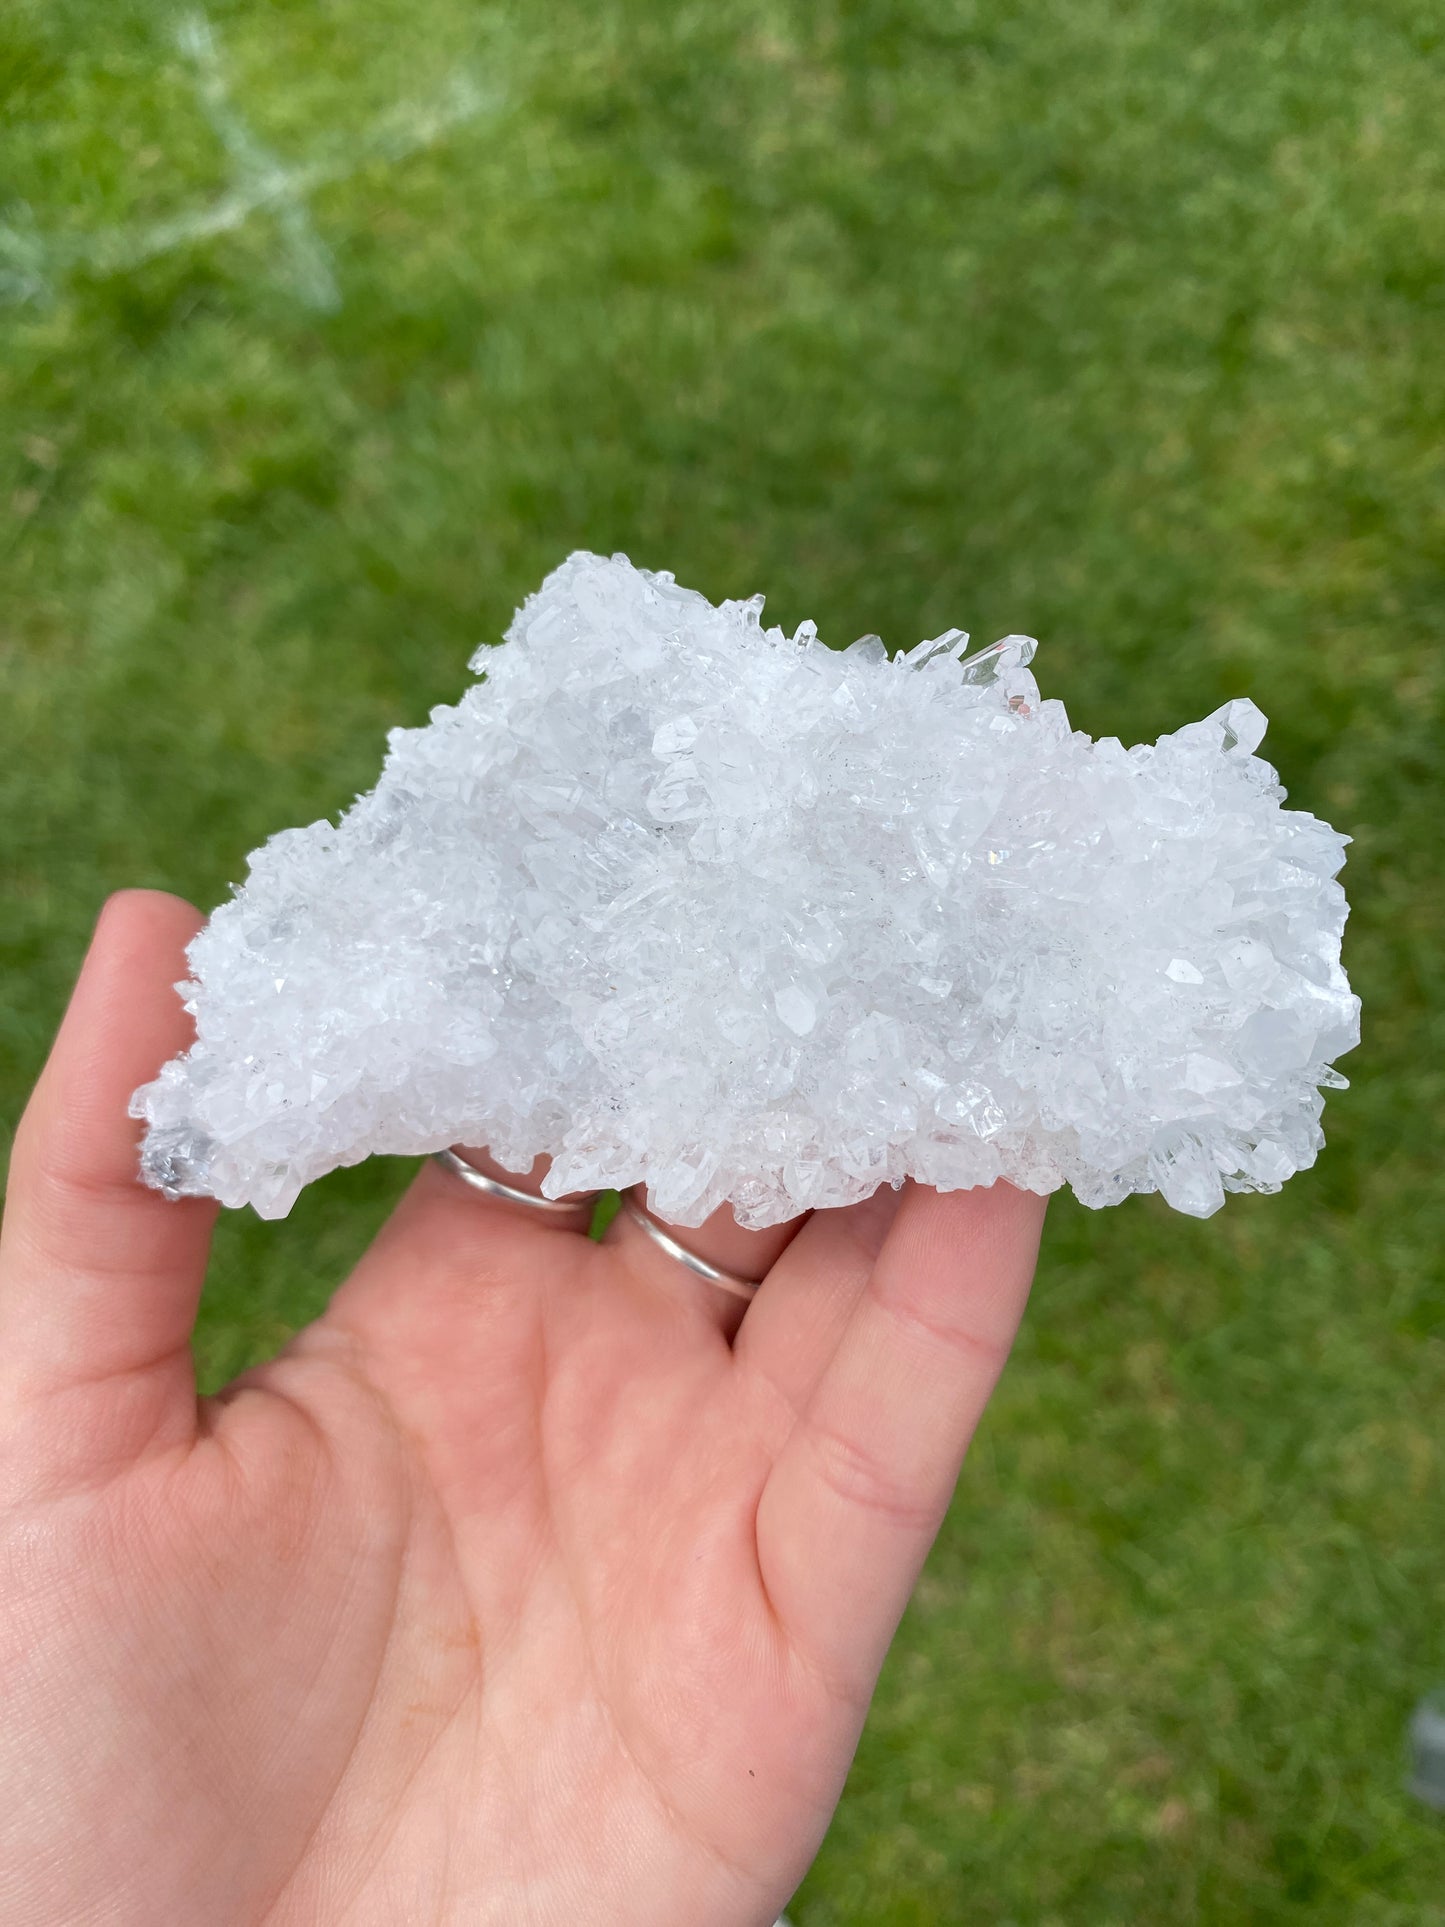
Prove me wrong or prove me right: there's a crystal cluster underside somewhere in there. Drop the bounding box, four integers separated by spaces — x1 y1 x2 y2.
131 550 1359 1227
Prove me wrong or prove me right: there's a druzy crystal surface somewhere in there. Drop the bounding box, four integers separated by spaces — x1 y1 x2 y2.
131 551 1359 1227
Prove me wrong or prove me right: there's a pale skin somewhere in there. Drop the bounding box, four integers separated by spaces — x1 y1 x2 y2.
0 891 1045 1926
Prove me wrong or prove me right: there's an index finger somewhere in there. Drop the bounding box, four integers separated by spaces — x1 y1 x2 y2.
0 892 216 1476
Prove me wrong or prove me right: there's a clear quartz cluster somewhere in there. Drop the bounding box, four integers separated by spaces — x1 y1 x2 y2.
132 550 1359 1227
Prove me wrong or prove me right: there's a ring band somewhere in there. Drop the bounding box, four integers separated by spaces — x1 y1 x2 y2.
621 1196 763 1301
432 1148 602 1220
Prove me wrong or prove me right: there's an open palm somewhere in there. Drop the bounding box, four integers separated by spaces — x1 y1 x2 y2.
0 892 1044 1927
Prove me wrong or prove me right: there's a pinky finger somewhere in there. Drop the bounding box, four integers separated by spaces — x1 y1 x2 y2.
754 1181 1045 1697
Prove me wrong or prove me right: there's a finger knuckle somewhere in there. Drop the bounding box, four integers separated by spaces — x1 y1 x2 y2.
804 1414 934 1530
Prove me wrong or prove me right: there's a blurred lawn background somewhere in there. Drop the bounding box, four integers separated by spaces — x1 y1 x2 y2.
3 0 1442 1918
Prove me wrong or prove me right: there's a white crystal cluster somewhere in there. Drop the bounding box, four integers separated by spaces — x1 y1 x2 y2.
132 550 1359 1227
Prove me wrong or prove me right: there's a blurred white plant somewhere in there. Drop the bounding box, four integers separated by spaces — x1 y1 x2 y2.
0 10 498 310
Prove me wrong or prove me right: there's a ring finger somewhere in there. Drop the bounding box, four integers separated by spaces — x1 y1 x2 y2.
603 1190 809 1339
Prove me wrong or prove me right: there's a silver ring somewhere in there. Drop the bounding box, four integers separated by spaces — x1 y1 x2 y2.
620 1196 763 1301
432 1148 601 1220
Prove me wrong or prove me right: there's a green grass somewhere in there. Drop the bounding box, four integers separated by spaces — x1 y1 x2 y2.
3 0 1443 1918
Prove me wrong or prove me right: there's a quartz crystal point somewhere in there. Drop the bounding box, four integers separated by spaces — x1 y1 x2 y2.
131 550 1359 1227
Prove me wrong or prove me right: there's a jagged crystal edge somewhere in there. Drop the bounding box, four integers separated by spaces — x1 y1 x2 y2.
130 549 1360 1228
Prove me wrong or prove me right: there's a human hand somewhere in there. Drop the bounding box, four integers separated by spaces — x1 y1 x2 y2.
0 891 1045 1926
